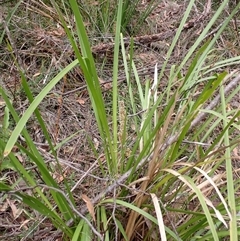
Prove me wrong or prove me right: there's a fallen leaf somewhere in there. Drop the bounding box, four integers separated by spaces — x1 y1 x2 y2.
82 194 95 222
33 73 41 78
15 153 24 163
19 219 30 230
52 171 65 183
77 98 86 105
0 201 8 212
7 199 22 219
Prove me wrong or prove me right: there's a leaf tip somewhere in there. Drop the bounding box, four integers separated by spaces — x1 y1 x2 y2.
3 151 10 157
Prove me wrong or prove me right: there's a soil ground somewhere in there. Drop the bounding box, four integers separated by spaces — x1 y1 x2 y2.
0 0 240 240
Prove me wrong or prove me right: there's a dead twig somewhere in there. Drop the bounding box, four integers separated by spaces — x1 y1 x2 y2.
160 72 240 152
91 1 212 56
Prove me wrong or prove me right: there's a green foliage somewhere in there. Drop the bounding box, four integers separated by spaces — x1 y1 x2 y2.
77 0 155 36
1 0 240 240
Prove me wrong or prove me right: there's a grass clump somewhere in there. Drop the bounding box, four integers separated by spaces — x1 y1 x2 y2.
0 0 240 240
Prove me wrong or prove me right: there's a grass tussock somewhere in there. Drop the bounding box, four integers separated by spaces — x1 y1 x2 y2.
0 0 240 240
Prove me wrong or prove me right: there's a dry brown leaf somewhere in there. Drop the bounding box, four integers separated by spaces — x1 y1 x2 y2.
233 147 240 159
7 199 22 219
0 201 8 212
102 82 112 91
81 194 96 222
91 1 99 6
19 219 30 230
15 153 24 163
51 28 65 37
52 172 65 183
33 72 41 78
98 154 106 165
77 98 86 105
